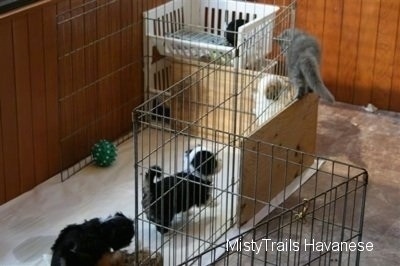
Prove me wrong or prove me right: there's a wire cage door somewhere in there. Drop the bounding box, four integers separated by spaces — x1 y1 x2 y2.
180 155 368 266
134 0 368 265
132 114 368 266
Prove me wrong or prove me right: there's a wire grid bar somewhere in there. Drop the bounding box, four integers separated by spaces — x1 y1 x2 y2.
56 0 140 180
132 114 368 265
132 126 241 265
179 167 368 266
140 55 295 142
142 1 298 140
136 0 367 265
60 132 132 181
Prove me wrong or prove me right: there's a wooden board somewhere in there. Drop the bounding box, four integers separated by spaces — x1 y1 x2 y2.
239 93 318 225
295 0 400 111
0 20 20 202
164 58 318 225
169 60 258 142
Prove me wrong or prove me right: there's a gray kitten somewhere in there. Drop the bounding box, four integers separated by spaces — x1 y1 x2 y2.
277 28 335 103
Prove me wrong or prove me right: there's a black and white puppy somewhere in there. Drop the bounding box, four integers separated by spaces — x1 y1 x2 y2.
142 146 219 234
183 145 220 179
51 212 134 266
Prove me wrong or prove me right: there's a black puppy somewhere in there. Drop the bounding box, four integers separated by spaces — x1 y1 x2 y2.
142 147 219 234
51 212 134 266
226 19 247 47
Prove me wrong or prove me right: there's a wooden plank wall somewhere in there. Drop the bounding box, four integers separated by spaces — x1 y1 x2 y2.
240 94 318 225
0 0 153 205
56 0 144 169
262 0 400 112
0 3 60 203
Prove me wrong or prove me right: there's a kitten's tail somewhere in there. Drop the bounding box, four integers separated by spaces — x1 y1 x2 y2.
145 165 162 186
299 54 335 103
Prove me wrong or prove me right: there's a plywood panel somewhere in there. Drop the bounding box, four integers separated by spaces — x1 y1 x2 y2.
0 21 20 201
320 0 343 97
294 0 400 111
29 9 49 184
294 0 307 28
84 0 98 85
71 0 86 92
0 103 4 203
109 0 122 140
390 10 400 112
0 0 146 204
353 0 380 106
336 0 362 103
305 0 324 38
0 22 10 203
13 16 36 192
43 4 61 179
57 0 72 99
120 0 133 66
240 93 318 224
96 0 112 127
83 0 98 134
371 0 399 110
57 0 145 170
170 61 258 141
70 0 87 164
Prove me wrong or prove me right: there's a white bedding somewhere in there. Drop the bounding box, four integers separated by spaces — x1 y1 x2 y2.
166 29 231 46
0 129 241 266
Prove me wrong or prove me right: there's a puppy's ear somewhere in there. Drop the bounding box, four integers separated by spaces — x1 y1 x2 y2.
191 150 218 176
101 215 134 251
114 212 126 218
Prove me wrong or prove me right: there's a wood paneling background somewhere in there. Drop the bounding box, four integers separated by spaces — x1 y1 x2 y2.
56 0 144 169
262 0 400 111
295 0 400 111
0 3 61 203
0 0 151 204
0 0 399 204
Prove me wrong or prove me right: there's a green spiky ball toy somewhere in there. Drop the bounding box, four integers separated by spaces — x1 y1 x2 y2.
91 139 117 167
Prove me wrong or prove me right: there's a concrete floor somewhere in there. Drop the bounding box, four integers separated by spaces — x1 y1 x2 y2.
316 102 400 266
